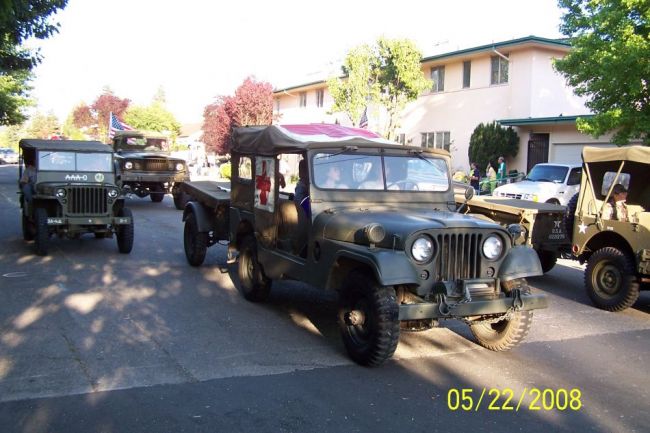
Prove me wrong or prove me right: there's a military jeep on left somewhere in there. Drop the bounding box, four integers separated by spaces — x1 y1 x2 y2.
18 139 134 256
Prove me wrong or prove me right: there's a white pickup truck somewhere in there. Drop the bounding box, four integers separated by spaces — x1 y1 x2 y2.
493 163 582 206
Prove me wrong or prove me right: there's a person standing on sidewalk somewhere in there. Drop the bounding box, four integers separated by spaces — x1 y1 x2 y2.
497 156 507 185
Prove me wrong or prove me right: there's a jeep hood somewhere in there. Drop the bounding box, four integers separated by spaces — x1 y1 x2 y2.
319 208 500 246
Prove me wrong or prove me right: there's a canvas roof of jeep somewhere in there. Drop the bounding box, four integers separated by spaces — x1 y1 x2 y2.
582 145 650 164
232 124 449 157
19 139 113 153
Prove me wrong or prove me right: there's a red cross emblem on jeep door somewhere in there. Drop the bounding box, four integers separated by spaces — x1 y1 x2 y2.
256 160 271 205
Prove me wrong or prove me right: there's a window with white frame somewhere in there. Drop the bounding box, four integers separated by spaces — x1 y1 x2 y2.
463 61 471 88
395 133 406 145
421 131 451 151
490 54 509 85
316 89 324 108
299 92 307 107
430 66 445 92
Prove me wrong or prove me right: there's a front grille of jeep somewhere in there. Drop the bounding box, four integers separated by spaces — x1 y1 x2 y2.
435 233 483 281
143 159 170 171
68 186 108 215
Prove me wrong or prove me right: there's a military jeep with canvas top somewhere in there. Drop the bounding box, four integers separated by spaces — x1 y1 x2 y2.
112 130 189 209
18 139 134 256
181 124 548 367
567 145 650 311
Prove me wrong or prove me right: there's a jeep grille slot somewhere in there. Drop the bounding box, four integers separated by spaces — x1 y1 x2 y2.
435 233 482 281
68 187 108 215
144 159 170 171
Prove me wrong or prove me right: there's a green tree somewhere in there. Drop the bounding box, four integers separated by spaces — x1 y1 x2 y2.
0 124 22 149
554 0 650 145
327 44 377 127
328 38 430 139
24 111 60 139
468 121 519 171
372 38 431 140
124 103 181 138
1 0 68 126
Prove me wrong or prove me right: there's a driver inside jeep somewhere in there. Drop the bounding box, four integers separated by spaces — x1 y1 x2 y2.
603 184 629 221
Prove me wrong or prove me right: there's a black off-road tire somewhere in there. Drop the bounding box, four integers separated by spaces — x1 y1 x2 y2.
338 270 400 367
116 208 134 254
183 212 208 266
22 214 35 241
564 192 579 235
585 247 639 311
537 250 557 273
237 236 271 302
150 184 165 202
173 191 190 210
470 279 533 351
34 207 49 256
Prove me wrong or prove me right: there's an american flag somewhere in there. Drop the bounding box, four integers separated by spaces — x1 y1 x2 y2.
359 106 368 129
108 112 133 139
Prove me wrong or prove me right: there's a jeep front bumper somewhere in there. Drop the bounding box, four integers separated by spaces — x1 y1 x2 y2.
398 292 548 320
121 172 189 183
46 216 132 226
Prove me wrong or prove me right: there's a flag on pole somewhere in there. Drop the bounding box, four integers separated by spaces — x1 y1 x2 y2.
359 106 368 129
108 112 134 140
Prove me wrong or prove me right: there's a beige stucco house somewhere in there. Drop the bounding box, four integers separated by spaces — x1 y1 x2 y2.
273 36 617 174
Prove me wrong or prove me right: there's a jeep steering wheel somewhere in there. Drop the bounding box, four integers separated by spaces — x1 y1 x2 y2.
387 180 419 191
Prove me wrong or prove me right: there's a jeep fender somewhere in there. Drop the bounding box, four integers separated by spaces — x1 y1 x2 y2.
182 201 212 233
335 249 419 287
498 246 543 281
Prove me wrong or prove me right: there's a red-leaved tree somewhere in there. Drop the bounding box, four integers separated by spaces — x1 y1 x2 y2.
202 77 274 155
72 89 130 141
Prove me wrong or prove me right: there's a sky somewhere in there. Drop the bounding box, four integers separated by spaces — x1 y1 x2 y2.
28 0 564 125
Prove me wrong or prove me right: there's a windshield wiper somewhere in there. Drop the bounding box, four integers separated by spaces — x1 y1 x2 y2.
408 149 436 166
315 145 358 159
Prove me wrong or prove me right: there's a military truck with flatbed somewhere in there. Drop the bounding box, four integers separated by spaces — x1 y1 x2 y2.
18 139 134 256
180 124 548 367
112 130 190 209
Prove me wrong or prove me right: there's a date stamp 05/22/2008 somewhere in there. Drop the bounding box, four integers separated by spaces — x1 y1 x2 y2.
447 388 583 412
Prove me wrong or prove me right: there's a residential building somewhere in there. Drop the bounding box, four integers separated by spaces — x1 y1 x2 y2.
273 36 620 174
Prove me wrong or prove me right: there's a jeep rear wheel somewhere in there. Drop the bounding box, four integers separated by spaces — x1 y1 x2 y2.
585 247 639 311
537 250 557 273
34 207 49 256
237 236 271 302
22 214 35 241
183 212 208 266
150 184 165 202
338 270 400 367
116 208 134 254
470 279 533 351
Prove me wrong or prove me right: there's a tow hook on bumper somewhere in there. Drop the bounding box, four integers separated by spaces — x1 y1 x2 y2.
397 291 547 321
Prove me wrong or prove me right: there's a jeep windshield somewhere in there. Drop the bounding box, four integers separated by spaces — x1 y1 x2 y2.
526 165 568 183
313 152 449 191
116 137 169 152
38 151 113 172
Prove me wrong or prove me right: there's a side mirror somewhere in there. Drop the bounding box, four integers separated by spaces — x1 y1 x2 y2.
464 186 475 201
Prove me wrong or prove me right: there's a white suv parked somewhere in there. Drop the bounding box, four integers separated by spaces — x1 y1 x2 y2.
493 163 582 206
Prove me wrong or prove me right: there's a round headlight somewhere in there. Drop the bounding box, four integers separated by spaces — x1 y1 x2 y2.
124 161 133 170
483 235 504 260
176 163 184 171
411 236 434 263
364 223 386 244
56 188 66 198
108 189 118 198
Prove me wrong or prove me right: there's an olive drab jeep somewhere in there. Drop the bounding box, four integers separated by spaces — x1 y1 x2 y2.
567 146 650 311
112 130 190 209
18 139 134 256
182 124 548 367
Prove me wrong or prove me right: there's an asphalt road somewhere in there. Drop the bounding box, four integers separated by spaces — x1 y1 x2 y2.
0 163 649 433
